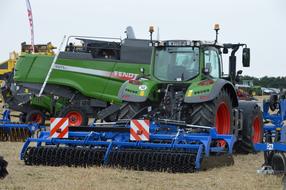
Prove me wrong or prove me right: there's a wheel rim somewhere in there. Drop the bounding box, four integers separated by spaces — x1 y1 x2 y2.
30 113 43 124
66 111 83 126
216 102 231 134
252 116 261 143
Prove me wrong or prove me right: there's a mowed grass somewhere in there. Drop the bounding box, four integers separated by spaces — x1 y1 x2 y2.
0 142 282 190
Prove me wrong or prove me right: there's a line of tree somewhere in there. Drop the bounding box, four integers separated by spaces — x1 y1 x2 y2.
240 76 286 89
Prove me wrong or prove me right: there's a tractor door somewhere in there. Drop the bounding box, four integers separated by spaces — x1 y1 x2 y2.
203 47 221 78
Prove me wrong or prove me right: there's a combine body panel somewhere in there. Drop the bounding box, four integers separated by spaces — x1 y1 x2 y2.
14 54 149 103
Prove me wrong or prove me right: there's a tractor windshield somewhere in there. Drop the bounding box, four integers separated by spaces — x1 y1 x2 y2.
154 47 199 81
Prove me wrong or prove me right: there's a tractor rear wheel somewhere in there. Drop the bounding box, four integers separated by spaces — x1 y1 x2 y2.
117 103 144 120
189 89 233 135
235 101 263 153
59 106 88 127
25 110 46 125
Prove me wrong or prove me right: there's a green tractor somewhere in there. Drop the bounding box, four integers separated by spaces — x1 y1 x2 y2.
1 28 152 126
113 25 263 152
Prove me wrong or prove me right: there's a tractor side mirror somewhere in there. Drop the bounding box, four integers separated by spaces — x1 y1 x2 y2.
242 48 250 67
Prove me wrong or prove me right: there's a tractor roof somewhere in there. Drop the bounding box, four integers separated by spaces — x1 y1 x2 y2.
153 40 223 48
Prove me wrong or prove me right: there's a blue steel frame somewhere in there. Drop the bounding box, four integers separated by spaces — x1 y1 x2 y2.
20 121 236 170
0 109 46 135
255 99 286 152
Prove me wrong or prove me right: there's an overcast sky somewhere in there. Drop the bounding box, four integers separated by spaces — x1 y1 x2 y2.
0 0 285 77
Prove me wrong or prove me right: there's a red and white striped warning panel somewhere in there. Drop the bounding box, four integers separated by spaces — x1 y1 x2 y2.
130 119 150 141
50 118 69 138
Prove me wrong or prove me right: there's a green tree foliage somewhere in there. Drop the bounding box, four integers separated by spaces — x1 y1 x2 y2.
241 76 286 88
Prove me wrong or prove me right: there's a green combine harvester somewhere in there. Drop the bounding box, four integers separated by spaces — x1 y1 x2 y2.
1 27 152 126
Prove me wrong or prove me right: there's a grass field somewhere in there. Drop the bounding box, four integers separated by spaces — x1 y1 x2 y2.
0 142 283 190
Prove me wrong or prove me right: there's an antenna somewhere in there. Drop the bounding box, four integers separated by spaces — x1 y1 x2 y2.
214 24 220 44
149 26 154 43
157 27 160 41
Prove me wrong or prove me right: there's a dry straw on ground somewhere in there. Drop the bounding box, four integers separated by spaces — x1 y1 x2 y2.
0 142 282 190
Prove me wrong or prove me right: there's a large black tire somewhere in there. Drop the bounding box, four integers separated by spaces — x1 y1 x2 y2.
235 101 263 153
118 103 143 120
0 156 8 179
25 110 46 125
189 89 233 134
59 106 88 127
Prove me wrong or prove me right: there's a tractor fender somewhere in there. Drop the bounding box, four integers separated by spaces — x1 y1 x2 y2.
184 79 238 107
118 80 156 102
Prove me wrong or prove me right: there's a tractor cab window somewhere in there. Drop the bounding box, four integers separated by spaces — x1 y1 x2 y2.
204 49 220 78
154 47 199 81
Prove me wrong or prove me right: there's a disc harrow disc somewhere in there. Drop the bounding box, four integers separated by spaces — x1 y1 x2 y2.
24 147 106 167
0 127 31 142
108 149 196 173
23 147 197 173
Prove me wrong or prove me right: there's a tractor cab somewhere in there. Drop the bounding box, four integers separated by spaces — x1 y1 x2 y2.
151 40 222 83
150 40 250 86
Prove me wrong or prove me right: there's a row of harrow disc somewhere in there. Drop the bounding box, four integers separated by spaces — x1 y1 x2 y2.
24 146 197 173
0 128 31 142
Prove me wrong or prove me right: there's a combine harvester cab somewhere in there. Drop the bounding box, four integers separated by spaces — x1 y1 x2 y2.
255 93 286 174
0 108 46 141
20 119 236 172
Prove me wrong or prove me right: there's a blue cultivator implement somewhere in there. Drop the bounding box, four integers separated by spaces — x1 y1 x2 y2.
0 109 46 142
255 94 286 174
20 119 236 172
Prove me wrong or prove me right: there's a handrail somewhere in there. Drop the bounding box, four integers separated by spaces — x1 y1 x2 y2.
66 35 122 47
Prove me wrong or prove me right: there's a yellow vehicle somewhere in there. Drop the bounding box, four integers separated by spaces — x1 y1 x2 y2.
0 42 55 78
0 51 18 80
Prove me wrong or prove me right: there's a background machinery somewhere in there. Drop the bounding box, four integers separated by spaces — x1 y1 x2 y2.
19 25 264 172
255 92 286 174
